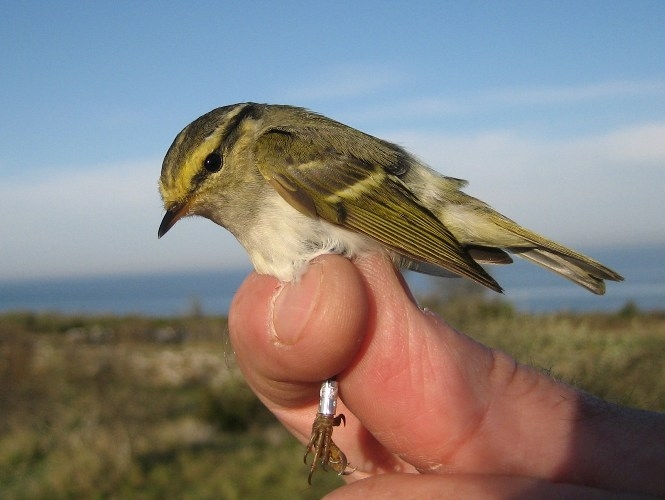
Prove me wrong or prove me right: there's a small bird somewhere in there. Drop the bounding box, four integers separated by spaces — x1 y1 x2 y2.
158 102 623 481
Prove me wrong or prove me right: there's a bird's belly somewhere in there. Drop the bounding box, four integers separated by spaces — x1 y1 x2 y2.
240 198 379 282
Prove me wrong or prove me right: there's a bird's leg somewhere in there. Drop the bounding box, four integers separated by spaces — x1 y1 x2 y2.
303 378 354 483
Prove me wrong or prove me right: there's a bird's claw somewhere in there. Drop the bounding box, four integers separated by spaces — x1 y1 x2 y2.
304 412 354 484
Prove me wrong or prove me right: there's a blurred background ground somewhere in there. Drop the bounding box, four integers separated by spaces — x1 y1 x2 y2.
1 290 664 499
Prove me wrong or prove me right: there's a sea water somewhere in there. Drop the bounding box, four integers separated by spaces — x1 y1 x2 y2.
1 245 663 316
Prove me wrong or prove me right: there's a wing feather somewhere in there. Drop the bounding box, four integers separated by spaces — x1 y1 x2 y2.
255 128 502 292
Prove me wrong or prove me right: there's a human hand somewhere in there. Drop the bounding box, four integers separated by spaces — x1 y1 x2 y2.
229 253 663 498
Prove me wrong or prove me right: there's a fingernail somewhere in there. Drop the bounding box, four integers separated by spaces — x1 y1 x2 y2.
271 263 323 345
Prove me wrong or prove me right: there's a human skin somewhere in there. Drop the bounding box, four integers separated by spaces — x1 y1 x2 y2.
228 253 665 499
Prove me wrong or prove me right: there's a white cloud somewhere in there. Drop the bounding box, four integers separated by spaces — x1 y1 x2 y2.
1 121 663 281
592 123 665 163
345 79 665 122
385 123 665 247
482 80 665 107
283 62 407 101
0 160 249 281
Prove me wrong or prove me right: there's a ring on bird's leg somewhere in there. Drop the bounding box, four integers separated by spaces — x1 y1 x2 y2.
303 379 354 483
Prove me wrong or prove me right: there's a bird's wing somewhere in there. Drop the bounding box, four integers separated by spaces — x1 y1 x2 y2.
254 127 501 292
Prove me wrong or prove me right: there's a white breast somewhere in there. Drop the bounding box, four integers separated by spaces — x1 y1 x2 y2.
239 194 379 282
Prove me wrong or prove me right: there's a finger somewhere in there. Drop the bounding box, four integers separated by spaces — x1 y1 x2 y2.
338 254 585 483
326 473 619 500
228 253 368 407
338 253 500 469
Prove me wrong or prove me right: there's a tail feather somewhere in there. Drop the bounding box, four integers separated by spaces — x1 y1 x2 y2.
509 248 617 295
492 218 624 295
441 203 624 295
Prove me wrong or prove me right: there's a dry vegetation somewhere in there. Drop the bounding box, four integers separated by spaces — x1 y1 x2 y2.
1 292 664 499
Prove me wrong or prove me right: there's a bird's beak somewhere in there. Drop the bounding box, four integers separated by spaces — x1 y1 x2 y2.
158 200 190 238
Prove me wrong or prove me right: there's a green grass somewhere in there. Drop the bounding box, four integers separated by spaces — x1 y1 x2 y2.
1 297 664 498
0 313 342 499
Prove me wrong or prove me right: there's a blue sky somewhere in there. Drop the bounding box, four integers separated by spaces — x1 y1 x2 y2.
1 1 664 280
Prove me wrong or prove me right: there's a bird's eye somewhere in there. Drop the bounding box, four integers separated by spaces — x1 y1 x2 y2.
203 152 223 173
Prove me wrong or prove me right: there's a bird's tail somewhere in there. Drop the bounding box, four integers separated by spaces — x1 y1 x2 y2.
507 246 622 294
438 199 624 295
480 214 624 295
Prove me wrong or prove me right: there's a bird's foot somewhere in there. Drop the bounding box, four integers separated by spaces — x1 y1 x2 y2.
304 412 354 484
